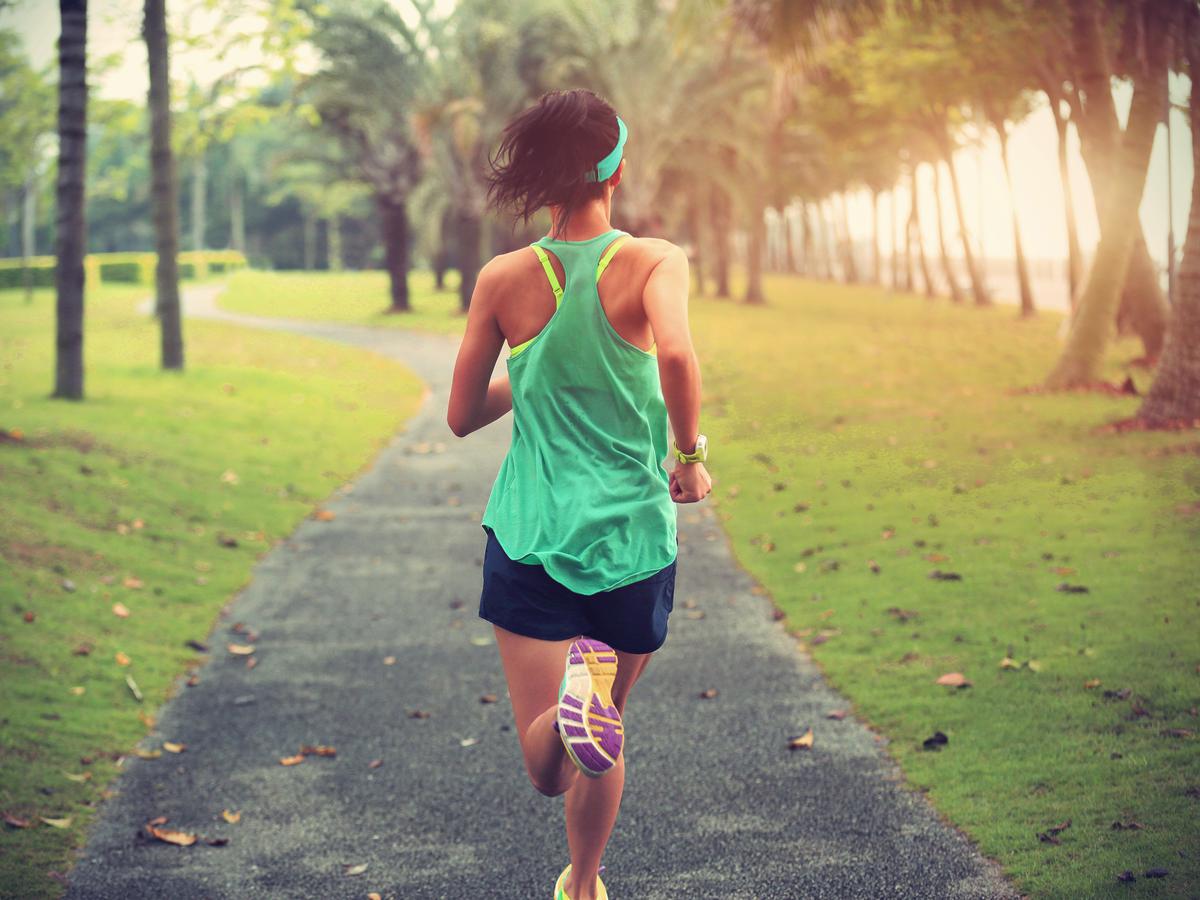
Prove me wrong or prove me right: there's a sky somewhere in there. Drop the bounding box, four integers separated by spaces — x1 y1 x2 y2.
2 0 1192 295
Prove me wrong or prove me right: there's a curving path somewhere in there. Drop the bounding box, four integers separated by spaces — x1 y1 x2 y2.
64 282 1022 899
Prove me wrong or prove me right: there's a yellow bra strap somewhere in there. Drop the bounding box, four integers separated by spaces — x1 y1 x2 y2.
596 234 629 282
531 244 564 307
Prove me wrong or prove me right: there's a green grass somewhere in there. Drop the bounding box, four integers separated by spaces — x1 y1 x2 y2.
222 267 1199 897
691 274 1200 899
0 281 424 899
218 267 470 334
5 266 1198 898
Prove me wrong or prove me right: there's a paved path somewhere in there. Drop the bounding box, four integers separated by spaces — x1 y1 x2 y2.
65 283 1021 899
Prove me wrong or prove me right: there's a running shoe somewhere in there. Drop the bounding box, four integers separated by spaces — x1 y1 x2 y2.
553 863 608 900
556 637 623 778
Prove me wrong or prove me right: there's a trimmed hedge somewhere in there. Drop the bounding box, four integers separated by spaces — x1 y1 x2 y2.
0 250 248 290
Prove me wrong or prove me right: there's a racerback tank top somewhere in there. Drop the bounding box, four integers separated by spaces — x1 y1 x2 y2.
479 227 678 595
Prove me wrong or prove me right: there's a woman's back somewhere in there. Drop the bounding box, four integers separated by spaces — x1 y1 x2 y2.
479 228 679 595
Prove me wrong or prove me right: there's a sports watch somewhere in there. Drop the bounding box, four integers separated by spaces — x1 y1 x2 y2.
673 433 708 464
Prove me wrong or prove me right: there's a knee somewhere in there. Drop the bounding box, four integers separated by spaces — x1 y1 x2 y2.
528 769 573 797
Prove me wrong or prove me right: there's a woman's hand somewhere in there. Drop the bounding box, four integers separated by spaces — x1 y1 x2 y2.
669 460 712 503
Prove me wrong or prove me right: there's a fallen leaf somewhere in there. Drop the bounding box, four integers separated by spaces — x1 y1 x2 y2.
162 742 186 753
134 748 162 759
343 863 368 876
1111 820 1143 830
1056 582 1089 593
221 469 239 485
923 730 949 750
788 729 814 750
1116 871 1136 883
408 710 431 719
698 688 719 700
4 813 32 828
40 816 73 829
69 686 85 696
145 824 196 846
684 610 706 620
300 744 337 757
123 576 144 590
368 759 383 768
382 656 396 666
479 694 498 704
222 809 241 824
204 836 229 846
1084 678 1102 689
826 710 847 720
63 771 92 783
115 651 131 666
469 635 491 646
279 754 304 766
1144 868 1170 878
315 509 336 521
928 570 963 581
1161 728 1194 738
460 737 478 747
999 657 1019 669
227 644 255 655
935 672 971 688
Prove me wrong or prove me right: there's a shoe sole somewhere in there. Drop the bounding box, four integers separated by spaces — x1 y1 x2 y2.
557 638 623 778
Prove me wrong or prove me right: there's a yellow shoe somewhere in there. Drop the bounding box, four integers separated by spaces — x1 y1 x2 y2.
553 863 608 900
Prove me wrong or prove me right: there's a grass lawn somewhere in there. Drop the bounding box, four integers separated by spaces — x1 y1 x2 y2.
0 281 425 899
691 274 1199 900
218 266 1197 898
217 268 469 334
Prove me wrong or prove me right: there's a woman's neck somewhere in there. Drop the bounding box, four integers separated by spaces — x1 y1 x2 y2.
547 198 613 241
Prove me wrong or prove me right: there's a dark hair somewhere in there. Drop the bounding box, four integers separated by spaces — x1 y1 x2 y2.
486 89 621 238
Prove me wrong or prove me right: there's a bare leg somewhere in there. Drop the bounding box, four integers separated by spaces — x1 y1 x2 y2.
492 624 581 796
562 649 653 900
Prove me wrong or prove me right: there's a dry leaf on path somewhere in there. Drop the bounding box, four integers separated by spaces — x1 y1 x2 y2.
788 728 814 750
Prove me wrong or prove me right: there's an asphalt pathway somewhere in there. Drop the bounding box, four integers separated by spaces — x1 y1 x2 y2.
64 283 1022 899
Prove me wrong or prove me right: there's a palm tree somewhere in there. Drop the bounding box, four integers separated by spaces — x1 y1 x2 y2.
53 0 87 399
144 0 184 370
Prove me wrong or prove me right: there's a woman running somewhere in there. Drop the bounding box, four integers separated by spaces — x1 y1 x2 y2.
447 88 712 900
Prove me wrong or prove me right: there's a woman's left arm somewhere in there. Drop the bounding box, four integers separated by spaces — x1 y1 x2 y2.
447 261 513 437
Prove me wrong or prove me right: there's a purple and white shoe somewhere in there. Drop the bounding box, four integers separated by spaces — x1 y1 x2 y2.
556 638 623 778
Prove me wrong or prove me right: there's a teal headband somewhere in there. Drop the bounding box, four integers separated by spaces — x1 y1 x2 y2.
585 115 627 183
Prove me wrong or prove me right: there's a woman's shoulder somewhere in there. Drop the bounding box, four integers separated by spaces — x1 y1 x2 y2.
623 235 685 269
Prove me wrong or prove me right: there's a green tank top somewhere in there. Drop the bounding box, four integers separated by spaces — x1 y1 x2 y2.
480 227 678 595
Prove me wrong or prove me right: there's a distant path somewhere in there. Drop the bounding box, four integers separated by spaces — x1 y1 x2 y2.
66 282 1022 899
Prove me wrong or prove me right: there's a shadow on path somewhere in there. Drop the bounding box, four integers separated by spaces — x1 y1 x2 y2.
65 283 1022 899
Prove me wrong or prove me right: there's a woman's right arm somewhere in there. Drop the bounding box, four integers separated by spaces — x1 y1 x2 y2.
642 243 712 503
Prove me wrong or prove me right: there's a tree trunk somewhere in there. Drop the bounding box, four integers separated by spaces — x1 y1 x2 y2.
22 170 36 304
1066 0 1170 360
782 206 797 274
799 199 813 277
1137 15 1200 424
932 161 963 303
229 169 245 253
1047 87 1084 307
457 210 482 313
996 122 1035 316
1045 26 1169 388
145 0 183 369
377 193 410 312
901 174 913 292
821 200 838 281
302 207 316 270
54 0 87 399
910 165 935 298
688 192 706 293
940 142 989 306
711 189 730 298
836 192 859 283
744 199 766 304
889 187 899 289
327 213 342 271
434 248 448 290
1114 234 1169 362
871 189 881 285
191 153 206 252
